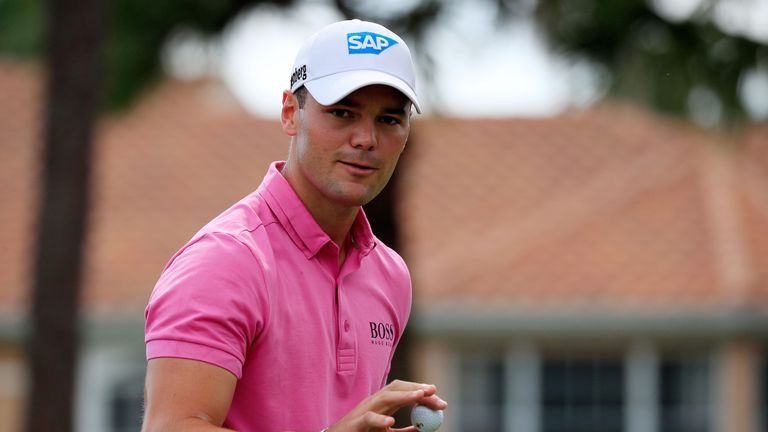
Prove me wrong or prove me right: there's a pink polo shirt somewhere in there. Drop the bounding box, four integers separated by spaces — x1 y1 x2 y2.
145 161 412 432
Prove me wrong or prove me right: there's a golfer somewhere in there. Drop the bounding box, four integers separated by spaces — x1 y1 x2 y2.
142 19 447 432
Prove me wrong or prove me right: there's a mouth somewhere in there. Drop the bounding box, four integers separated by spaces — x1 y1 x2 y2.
338 160 378 174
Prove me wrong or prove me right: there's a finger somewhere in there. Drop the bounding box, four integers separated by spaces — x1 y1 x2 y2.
384 382 438 401
417 394 448 410
418 384 437 398
386 380 435 392
391 427 418 432
373 389 428 415
358 411 395 429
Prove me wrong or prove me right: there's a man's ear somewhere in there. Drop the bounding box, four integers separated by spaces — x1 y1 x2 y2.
281 90 299 136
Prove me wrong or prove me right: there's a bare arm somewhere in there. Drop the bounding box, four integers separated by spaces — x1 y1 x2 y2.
141 358 238 432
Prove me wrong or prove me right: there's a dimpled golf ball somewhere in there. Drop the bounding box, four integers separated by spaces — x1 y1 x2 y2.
410 405 444 432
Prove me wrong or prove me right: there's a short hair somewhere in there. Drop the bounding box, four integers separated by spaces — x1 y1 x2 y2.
294 86 308 109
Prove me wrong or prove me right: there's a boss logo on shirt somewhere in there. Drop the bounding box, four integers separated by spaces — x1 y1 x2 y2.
369 321 394 347
347 32 398 55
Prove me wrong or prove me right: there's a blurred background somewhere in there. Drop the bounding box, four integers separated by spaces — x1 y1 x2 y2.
1 0 768 431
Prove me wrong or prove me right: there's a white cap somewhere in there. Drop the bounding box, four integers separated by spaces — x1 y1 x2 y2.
289 19 420 113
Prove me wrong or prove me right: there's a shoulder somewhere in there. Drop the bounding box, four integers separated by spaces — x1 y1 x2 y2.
370 236 410 276
200 190 277 241
155 188 288 294
153 232 267 303
180 231 257 265
180 190 282 265
366 236 411 296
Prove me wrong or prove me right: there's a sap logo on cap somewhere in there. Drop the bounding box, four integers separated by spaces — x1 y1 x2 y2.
347 32 398 55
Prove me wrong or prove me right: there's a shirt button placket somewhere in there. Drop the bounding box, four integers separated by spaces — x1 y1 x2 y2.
336 281 357 374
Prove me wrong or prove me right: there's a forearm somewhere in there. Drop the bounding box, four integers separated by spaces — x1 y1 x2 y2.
142 416 237 432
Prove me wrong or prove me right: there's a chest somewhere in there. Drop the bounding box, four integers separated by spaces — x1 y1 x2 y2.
246 244 402 390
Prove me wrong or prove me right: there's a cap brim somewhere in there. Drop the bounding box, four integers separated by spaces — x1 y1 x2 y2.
305 70 421 114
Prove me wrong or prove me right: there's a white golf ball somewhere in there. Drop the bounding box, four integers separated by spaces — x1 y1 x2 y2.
411 405 444 432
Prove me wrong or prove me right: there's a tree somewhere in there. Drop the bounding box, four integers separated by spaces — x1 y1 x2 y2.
336 0 768 129
26 0 103 430
530 0 768 129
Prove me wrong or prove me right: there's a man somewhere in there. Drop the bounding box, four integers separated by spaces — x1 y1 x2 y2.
142 19 447 432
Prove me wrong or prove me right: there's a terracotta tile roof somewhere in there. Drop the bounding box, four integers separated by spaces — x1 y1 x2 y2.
1 60 766 315
1 61 286 313
401 110 768 312
0 62 41 309
740 126 768 304
85 78 287 312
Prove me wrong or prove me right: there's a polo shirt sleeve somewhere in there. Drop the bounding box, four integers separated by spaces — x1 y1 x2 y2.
145 232 268 379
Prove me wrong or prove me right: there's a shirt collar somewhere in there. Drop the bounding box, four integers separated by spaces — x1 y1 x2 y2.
259 161 376 258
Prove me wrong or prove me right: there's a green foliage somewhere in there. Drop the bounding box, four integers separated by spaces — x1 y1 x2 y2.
534 0 768 128
0 0 292 110
105 0 265 109
3 0 765 125
0 0 43 56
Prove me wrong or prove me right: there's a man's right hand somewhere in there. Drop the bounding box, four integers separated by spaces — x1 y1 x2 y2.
326 380 448 432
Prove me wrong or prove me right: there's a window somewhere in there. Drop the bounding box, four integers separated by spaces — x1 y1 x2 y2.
110 374 144 432
762 353 768 432
458 351 505 432
450 344 717 432
660 354 711 432
542 353 624 432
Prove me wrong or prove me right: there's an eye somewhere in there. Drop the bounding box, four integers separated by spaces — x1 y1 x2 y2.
330 109 352 118
379 115 402 125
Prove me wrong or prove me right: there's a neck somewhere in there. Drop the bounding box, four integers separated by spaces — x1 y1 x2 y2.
302 199 358 270
312 203 359 249
279 161 359 250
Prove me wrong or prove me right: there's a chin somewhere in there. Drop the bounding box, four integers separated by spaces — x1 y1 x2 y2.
335 194 372 208
328 183 379 207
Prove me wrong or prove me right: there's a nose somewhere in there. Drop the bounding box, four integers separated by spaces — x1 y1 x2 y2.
350 119 377 151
